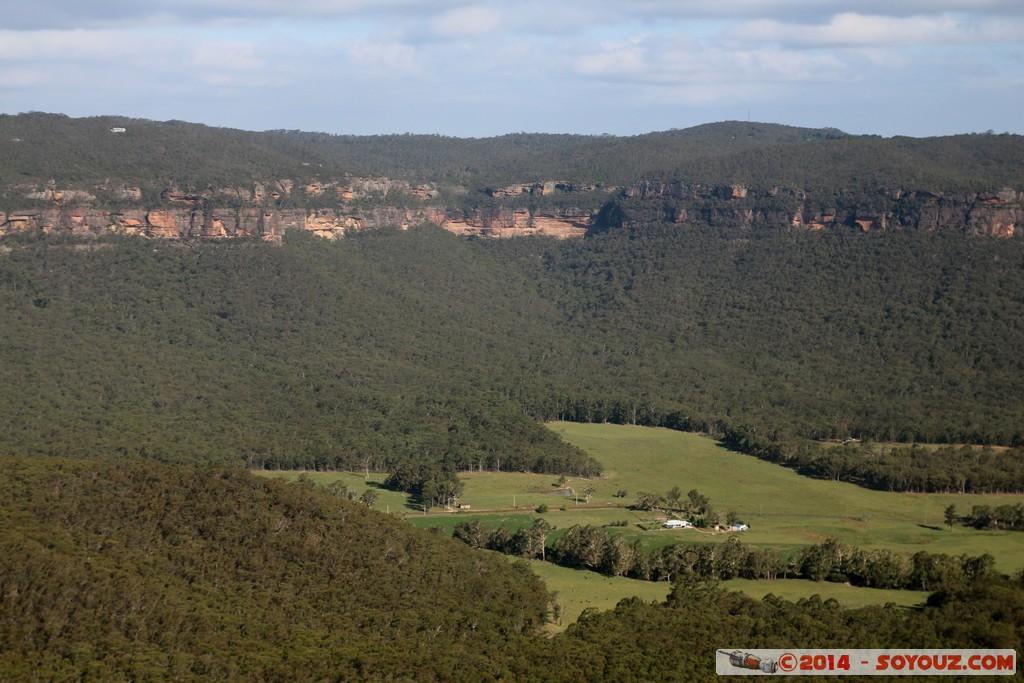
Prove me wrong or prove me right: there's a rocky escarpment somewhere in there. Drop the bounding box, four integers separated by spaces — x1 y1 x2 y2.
1 176 1020 241
0 205 594 241
605 183 1021 238
0 176 597 241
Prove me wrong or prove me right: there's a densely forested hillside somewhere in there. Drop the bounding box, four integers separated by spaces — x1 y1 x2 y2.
0 228 598 476
512 224 1024 443
1 223 1023 491
0 456 551 680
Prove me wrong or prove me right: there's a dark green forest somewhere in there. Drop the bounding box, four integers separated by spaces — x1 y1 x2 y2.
1 457 1021 681
0 456 550 680
2 222 1023 491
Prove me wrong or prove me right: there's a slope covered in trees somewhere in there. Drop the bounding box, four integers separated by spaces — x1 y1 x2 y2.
506 224 1024 446
2 222 1023 491
0 228 599 476
0 456 550 680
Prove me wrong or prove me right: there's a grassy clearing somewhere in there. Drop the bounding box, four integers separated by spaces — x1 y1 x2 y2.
258 423 1024 629
549 422 1022 521
257 426 1024 572
547 422 1024 572
523 559 671 634
406 513 537 533
524 560 927 635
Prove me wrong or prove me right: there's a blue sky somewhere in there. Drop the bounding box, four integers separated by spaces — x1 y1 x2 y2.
1 1 1021 137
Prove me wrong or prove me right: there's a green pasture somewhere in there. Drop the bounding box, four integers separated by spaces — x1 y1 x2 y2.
260 422 1024 629
547 422 1024 572
525 560 927 634
523 559 671 633
548 422 1022 521
406 512 537 533
258 424 1024 572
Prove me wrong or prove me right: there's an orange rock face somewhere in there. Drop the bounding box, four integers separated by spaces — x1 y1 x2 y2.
4 175 1021 242
201 215 229 237
146 210 184 237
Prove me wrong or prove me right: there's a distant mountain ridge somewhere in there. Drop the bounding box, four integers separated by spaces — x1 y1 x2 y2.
1 112 1021 240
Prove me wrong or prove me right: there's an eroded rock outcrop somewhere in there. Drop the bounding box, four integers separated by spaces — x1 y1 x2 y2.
2 177 1019 241
613 182 1020 237
0 205 593 241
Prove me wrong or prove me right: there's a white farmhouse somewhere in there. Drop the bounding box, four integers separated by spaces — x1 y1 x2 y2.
663 519 692 529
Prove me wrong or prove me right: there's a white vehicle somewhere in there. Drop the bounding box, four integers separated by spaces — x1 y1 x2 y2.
730 523 749 531
663 519 692 529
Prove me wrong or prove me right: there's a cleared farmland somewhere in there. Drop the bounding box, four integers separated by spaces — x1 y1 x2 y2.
259 422 1024 626
259 423 1024 570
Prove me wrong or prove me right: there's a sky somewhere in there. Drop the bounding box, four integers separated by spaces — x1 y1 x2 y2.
1 1 1022 138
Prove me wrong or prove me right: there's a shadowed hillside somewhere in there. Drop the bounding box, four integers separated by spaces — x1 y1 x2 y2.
0 456 550 680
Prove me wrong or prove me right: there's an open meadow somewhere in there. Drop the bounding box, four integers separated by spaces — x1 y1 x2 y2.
543 422 1024 571
525 560 928 634
260 422 1024 627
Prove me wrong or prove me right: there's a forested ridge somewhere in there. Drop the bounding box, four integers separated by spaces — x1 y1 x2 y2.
2 113 1023 208
0 228 599 477
0 456 551 680
2 221 1024 491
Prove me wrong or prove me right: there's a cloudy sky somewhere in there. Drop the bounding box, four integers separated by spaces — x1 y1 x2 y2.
1 1 1021 137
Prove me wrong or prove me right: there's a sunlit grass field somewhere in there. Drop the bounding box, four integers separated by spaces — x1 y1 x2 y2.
259 424 1024 571
259 422 1024 626
523 561 928 634
546 422 1024 572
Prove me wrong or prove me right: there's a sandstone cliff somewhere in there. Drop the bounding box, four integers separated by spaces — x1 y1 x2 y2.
1 176 1019 241
607 183 1021 238
0 183 593 241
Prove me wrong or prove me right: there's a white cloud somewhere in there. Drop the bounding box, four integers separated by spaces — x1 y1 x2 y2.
730 12 1024 48
344 38 422 77
594 0 1024 22
429 6 502 38
0 0 457 29
0 66 47 87
575 33 853 90
191 42 264 71
575 35 649 77
0 29 138 60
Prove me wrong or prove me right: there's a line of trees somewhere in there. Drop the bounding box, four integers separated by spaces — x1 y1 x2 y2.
721 427 1024 494
452 521 999 593
945 502 1024 531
